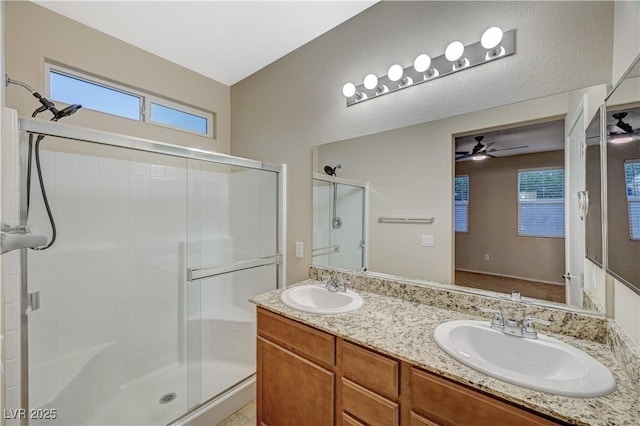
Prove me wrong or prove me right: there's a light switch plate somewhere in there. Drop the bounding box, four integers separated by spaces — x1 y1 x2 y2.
295 242 304 258
421 235 433 247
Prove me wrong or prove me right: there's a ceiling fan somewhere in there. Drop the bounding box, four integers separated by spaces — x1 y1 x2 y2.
455 136 529 161
608 112 640 143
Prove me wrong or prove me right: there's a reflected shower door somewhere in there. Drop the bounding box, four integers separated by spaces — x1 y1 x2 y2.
312 180 366 270
25 134 189 425
186 160 279 407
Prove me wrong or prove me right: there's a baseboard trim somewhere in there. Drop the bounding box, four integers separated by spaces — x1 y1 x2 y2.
455 268 564 286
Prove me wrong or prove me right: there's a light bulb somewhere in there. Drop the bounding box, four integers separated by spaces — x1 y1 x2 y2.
388 64 403 82
481 27 503 49
445 41 464 62
363 73 378 90
471 154 488 161
610 135 634 144
342 82 356 98
413 54 431 73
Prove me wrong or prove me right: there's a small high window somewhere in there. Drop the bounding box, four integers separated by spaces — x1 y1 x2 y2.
625 160 640 240
46 63 215 138
454 175 469 233
517 168 565 238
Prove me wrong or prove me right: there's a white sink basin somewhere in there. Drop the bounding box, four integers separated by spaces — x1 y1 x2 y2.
280 284 363 314
433 320 616 397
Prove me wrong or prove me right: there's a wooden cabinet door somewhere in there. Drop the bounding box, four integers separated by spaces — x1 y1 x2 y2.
257 336 334 426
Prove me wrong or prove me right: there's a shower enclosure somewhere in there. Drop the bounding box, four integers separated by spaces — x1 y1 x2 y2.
10 116 285 425
312 173 367 271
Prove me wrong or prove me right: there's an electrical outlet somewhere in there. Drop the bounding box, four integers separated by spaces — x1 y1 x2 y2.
295 242 303 258
421 235 433 247
484 254 490 261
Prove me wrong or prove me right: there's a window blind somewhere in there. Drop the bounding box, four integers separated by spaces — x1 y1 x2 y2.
518 169 565 238
625 160 640 241
455 175 469 233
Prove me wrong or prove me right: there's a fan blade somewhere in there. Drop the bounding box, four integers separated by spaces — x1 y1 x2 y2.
487 145 529 153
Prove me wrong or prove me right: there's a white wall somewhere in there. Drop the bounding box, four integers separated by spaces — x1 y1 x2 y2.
231 1 614 284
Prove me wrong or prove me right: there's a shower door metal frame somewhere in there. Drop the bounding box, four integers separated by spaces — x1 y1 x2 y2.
16 116 286 425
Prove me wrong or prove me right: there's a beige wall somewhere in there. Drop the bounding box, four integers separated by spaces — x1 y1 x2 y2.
455 151 565 284
231 1 614 284
6 2 230 152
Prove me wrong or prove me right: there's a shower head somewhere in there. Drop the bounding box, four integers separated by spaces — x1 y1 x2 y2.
7 75 82 121
324 164 342 176
53 104 82 121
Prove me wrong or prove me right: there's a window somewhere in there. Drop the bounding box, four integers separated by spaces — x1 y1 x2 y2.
625 160 640 240
46 64 214 138
518 168 565 238
454 175 469 233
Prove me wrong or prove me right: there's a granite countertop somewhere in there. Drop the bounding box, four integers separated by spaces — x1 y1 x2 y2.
250 280 640 426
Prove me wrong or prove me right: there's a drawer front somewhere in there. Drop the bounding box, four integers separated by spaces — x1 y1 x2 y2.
342 378 399 426
258 337 334 426
341 340 399 399
343 412 366 426
410 411 441 426
257 308 335 368
411 368 559 426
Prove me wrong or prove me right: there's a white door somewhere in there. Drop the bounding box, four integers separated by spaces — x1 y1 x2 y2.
565 96 587 307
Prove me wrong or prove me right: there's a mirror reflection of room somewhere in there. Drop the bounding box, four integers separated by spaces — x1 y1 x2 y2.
454 121 566 302
606 105 640 290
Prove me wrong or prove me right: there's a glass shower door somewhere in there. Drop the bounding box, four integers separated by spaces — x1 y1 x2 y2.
312 179 366 270
24 135 190 426
186 160 279 408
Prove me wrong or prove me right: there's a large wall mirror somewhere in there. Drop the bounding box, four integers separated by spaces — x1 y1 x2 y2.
605 56 640 294
313 85 608 314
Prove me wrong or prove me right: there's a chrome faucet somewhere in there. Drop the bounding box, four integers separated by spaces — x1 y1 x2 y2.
479 307 551 339
322 275 349 292
480 307 504 331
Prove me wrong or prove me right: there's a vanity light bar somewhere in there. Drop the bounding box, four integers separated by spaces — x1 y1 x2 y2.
342 28 515 107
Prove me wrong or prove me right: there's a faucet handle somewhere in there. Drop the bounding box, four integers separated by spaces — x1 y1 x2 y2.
522 317 552 339
337 278 350 292
322 275 337 291
479 307 504 330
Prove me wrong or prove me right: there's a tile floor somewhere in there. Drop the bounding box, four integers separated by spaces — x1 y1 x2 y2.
216 401 256 426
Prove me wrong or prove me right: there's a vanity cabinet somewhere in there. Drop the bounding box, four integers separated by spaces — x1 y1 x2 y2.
256 308 563 426
407 367 559 426
338 339 400 426
257 308 335 426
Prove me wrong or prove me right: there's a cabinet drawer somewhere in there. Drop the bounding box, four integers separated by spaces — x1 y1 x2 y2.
411 368 559 426
343 412 366 426
410 411 440 426
341 340 399 399
258 337 334 426
257 308 335 368
342 378 399 426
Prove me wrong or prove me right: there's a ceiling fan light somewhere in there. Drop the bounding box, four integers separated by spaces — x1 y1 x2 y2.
472 154 488 161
